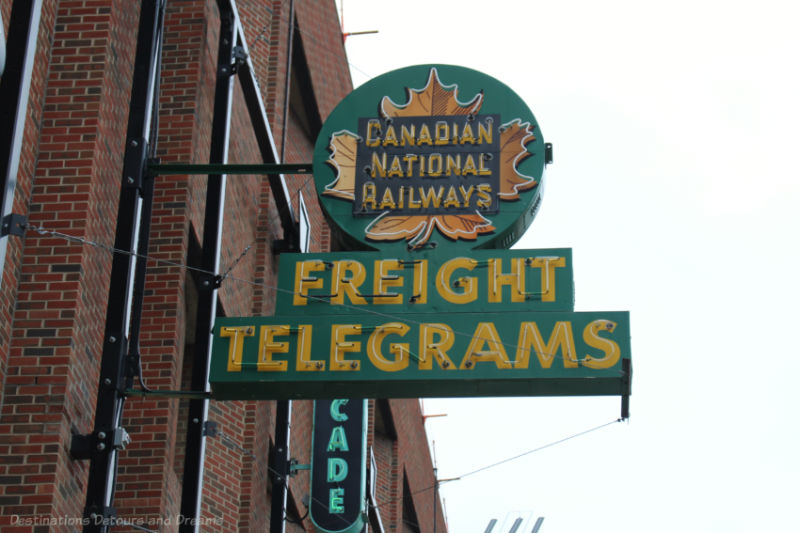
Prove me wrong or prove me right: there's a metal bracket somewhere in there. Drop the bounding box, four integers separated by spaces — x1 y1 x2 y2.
146 162 313 176
197 271 222 290
272 239 301 255
545 142 554 165
70 427 131 460
122 137 148 188
1 213 26 237
620 358 632 420
124 350 141 382
289 458 311 476
230 45 248 74
84 505 117 528
203 420 218 437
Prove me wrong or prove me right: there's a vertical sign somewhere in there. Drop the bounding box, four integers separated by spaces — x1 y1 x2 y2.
309 399 368 533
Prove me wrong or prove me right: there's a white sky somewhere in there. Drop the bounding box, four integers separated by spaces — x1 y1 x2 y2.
334 1 800 532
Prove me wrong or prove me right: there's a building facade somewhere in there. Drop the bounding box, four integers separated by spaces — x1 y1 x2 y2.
0 1 446 531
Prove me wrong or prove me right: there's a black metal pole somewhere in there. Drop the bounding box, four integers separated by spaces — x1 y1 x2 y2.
270 4 296 530
178 4 235 530
236 42 300 251
0 0 42 288
269 400 292 533
79 1 165 531
279 0 295 165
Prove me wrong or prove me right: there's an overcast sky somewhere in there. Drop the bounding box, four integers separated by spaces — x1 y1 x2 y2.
332 1 800 531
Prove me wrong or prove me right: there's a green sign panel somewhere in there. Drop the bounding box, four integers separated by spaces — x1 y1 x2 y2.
209 311 630 400
309 399 368 533
276 248 574 315
206 64 632 406
313 64 547 253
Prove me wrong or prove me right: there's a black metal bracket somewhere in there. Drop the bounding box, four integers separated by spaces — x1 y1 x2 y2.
71 427 132 460
1 213 26 237
230 45 247 74
288 458 310 476
620 358 632 420
272 223 301 254
203 420 218 437
196 270 222 290
122 137 148 189
147 162 313 176
83 506 117 528
124 350 141 384
545 142 554 165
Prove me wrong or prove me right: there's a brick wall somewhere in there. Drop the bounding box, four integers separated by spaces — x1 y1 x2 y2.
0 0 56 443
0 0 139 530
391 399 448 533
0 1 446 532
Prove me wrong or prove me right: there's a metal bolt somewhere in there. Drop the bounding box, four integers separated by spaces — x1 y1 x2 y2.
127 176 134 184
103 378 112 386
97 443 106 451
193 418 200 424
98 431 106 440
130 139 138 147
109 336 117 343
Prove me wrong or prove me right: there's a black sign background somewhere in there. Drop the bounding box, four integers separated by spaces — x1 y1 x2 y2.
310 399 366 532
354 114 501 216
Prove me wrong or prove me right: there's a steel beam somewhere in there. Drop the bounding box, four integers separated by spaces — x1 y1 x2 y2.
178 4 236 531
0 0 42 292
232 9 300 252
80 1 165 531
148 162 312 176
270 400 292 533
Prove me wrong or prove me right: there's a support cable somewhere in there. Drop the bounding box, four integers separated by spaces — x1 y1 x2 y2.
22 221 617 372
193 415 624 531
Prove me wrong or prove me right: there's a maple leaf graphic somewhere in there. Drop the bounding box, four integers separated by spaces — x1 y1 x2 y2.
324 67 537 247
323 130 358 200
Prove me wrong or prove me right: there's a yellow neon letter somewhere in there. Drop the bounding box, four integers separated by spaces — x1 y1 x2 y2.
488 258 526 303
437 258 477 304
220 325 254 372
400 124 416 146
257 325 291 372
382 124 398 147
514 321 578 369
331 260 367 305
295 325 324 371
527 256 566 302
367 323 410 372
418 323 456 370
366 120 381 147
362 182 377 210
435 121 449 145
371 152 387 178
293 260 326 306
582 320 621 369
330 324 361 371
478 121 493 145
460 322 512 369
374 259 404 305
